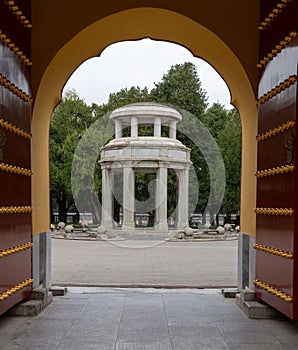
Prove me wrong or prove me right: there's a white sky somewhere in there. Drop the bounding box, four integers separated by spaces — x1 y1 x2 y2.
64 38 232 110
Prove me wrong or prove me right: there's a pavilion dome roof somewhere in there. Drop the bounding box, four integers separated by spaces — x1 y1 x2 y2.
109 102 182 125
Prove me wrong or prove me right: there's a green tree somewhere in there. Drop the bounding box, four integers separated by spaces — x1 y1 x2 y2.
217 108 242 221
50 89 93 222
71 87 149 224
71 114 114 224
150 62 208 116
201 104 242 224
150 62 209 219
105 86 152 111
201 102 228 139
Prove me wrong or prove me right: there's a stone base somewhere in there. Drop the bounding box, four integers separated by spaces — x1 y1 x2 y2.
8 286 53 317
222 288 239 298
238 233 255 290
31 286 53 307
8 300 43 317
100 229 174 240
50 286 68 296
236 288 283 319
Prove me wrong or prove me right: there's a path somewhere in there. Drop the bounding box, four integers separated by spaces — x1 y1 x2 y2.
52 239 237 287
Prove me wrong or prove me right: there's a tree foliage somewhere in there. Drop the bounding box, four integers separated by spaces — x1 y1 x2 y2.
200 104 242 223
71 114 114 224
106 86 151 110
151 62 207 116
50 89 94 221
149 63 209 217
217 109 242 220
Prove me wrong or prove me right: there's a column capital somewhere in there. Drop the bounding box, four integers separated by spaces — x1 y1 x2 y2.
122 162 134 169
158 161 169 168
100 163 111 170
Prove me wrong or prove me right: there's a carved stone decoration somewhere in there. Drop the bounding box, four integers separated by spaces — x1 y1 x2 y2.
284 130 294 164
0 129 6 161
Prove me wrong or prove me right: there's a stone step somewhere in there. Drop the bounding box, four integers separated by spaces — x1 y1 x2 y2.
236 292 283 319
8 287 53 317
8 300 43 317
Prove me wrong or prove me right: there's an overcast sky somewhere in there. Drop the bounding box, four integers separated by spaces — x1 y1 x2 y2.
64 38 232 109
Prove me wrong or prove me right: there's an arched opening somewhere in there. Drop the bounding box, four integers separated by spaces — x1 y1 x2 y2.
49 38 240 287
31 9 257 285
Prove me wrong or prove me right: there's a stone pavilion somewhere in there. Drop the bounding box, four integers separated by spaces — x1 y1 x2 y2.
99 102 192 232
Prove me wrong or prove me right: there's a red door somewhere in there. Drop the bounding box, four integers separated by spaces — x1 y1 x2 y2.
255 0 298 319
0 0 33 314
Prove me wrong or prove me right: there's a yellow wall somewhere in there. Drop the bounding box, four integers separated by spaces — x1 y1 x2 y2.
31 7 257 236
31 1 259 95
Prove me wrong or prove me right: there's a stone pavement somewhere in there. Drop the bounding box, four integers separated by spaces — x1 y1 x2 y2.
52 238 238 288
1 287 298 350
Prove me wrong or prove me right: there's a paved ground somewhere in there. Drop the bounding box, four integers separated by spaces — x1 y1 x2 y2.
1 287 298 350
2 239 298 349
52 238 238 287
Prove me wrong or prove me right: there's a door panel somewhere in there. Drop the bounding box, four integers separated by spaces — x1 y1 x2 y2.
256 0 298 319
0 0 33 314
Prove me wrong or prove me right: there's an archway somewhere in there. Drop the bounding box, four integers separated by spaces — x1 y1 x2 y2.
31 7 257 286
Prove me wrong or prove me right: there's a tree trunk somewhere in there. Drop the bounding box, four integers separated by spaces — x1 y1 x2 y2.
57 198 67 222
215 214 219 227
225 211 231 224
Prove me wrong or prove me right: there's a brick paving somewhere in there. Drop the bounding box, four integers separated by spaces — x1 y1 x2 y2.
2 238 298 350
2 287 298 349
52 238 238 288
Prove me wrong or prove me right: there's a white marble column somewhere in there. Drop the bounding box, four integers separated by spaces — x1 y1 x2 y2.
154 116 161 137
177 168 189 229
115 119 122 139
155 166 168 231
131 117 138 137
169 120 177 139
122 167 135 228
101 167 113 228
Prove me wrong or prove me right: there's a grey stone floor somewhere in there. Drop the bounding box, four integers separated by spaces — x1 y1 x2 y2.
1 287 298 350
52 239 237 287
